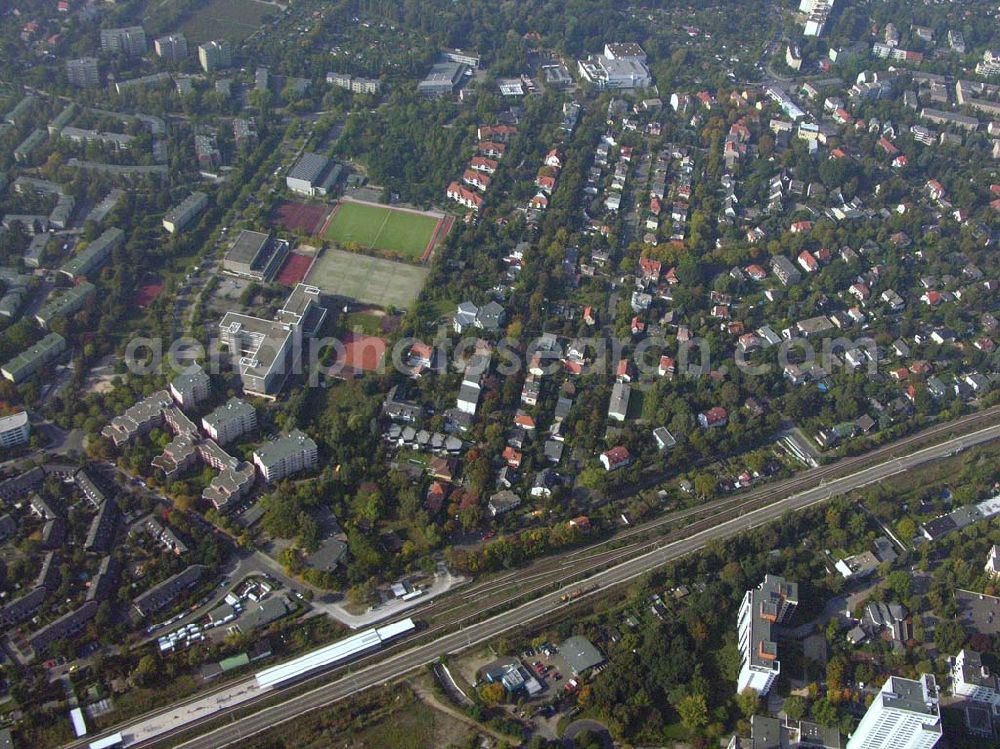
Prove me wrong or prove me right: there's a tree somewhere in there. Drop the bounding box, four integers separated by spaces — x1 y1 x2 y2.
736 687 761 719
811 697 838 727
132 654 159 686
677 692 708 733
783 695 809 721
479 681 505 705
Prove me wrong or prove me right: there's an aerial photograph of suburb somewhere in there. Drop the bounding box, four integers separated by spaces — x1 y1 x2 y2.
0 0 999 747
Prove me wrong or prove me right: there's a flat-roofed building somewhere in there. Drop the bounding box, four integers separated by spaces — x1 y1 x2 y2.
286 153 341 197
35 282 96 328
2 333 67 384
737 575 798 696
847 674 941 749
219 284 327 398
253 429 318 482
60 227 124 280
154 33 188 62
222 230 289 281
66 57 100 88
86 189 124 225
0 411 30 448
14 129 46 163
418 62 465 97
203 458 255 511
163 192 208 233
101 390 175 446
202 397 257 444
100 26 147 56
169 367 210 408
577 44 652 89
198 39 232 72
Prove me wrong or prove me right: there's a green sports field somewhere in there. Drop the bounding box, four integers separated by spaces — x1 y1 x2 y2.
322 202 441 260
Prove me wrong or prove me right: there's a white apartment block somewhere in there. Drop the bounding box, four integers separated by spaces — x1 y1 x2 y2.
201 398 257 445
169 367 210 408
847 674 942 749
737 575 798 696
253 430 318 482
953 649 1000 714
0 411 30 449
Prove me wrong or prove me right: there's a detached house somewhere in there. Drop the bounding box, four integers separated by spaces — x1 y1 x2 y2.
600 446 632 471
698 406 728 429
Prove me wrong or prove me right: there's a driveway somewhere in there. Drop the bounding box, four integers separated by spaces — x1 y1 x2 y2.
563 719 613 748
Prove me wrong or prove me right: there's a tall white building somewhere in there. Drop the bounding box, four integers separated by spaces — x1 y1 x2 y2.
202 398 257 445
253 430 318 482
169 367 210 408
0 411 30 448
737 575 798 696
847 674 942 749
986 545 1000 577
953 649 1000 713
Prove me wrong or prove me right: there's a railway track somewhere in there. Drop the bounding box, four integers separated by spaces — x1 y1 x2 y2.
67 407 1000 749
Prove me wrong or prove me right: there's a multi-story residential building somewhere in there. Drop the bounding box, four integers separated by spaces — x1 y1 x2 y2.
846 674 942 749
0 411 30 448
198 40 232 72
28 601 99 654
163 192 208 234
168 367 210 409
1 333 67 384
60 227 124 280
100 26 147 56
154 33 188 62
66 57 100 88
737 575 798 696
253 430 318 482
132 565 207 619
202 398 257 445
952 649 1000 714
326 72 381 95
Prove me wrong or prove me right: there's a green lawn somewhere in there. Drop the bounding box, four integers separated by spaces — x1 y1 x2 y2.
323 202 440 260
177 0 278 43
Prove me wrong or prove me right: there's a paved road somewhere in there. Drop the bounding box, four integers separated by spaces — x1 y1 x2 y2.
89 420 1000 749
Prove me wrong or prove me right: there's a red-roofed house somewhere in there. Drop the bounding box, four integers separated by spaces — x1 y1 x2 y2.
658 355 676 377
698 406 728 429
745 264 767 281
544 149 562 168
463 169 490 191
616 358 634 382
798 250 819 273
926 179 945 200
535 174 557 193
503 446 522 469
470 156 498 174
600 446 632 472
921 291 942 306
479 141 506 158
528 193 548 210
447 182 483 211
638 257 662 281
